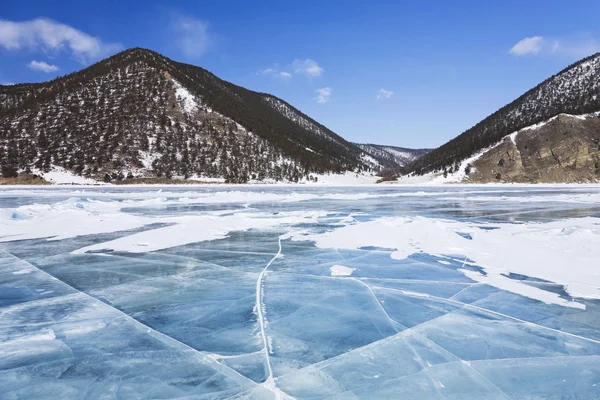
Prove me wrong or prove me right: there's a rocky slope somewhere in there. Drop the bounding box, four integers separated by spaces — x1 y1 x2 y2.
409 52 600 177
0 48 390 183
467 113 600 183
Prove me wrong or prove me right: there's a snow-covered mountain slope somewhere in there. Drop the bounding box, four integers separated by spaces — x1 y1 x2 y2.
410 52 600 176
355 143 431 168
0 48 377 183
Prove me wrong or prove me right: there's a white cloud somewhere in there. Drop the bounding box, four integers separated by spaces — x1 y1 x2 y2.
28 60 59 73
292 58 324 77
510 35 600 58
0 18 122 62
315 87 332 103
260 67 276 75
172 14 212 59
377 88 394 99
259 67 292 80
509 36 544 55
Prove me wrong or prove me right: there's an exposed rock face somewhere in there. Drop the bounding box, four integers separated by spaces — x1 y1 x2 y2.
469 114 600 183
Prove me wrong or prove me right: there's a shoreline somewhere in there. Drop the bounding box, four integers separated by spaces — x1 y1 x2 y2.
2 182 600 189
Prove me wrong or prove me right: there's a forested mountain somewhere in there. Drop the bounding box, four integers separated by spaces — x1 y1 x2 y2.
0 48 383 183
409 52 600 175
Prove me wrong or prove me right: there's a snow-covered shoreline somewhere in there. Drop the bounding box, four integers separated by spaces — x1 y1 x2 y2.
3 182 600 190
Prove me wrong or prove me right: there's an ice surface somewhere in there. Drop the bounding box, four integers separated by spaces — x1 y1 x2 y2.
1 185 600 399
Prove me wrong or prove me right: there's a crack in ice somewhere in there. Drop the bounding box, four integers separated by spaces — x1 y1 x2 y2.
276 279 599 395
0 250 260 391
350 277 447 398
254 237 293 399
375 285 600 345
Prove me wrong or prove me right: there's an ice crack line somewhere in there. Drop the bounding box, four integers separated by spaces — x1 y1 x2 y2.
255 237 282 396
376 285 600 345
448 283 479 300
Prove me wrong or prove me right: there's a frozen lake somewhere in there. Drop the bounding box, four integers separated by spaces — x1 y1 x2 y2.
1 185 600 399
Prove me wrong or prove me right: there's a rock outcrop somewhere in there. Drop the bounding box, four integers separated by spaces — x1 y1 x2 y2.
469 114 600 183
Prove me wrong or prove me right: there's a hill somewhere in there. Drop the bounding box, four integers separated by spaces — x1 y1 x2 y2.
0 48 387 183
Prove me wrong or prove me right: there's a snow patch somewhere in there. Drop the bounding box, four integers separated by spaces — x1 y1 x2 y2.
171 78 199 113
71 210 325 254
305 171 379 185
330 265 355 276
430 140 505 184
37 167 101 185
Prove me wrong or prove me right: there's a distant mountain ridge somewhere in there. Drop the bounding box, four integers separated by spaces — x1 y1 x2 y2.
408 52 600 178
0 48 419 183
354 143 431 169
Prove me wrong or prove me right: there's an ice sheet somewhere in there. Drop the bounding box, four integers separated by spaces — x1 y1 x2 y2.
1 185 600 399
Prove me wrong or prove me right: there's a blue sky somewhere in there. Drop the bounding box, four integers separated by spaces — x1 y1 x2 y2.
2 0 600 148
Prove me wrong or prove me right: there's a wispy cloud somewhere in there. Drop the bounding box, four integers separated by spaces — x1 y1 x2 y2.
171 14 212 59
315 87 332 103
377 88 394 99
259 58 324 81
28 60 59 73
259 66 292 80
509 36 544 56
292 58 324 77
510 35 600 58
0 18 122 62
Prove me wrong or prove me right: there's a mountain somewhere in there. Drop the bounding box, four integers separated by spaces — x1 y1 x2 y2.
408 52 600 181
0 48 384 183
354 143 431 169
